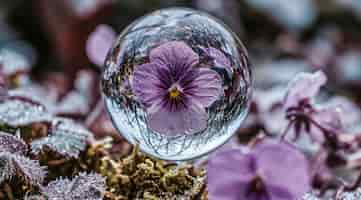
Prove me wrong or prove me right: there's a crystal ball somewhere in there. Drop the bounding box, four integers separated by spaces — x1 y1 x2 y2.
102 8 252 160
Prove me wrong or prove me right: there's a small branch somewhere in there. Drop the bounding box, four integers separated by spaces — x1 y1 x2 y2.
280 120 294 141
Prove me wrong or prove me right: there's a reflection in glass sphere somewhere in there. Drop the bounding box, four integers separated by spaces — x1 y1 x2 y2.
102 8 252 160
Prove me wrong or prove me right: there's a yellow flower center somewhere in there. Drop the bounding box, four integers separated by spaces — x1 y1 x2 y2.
168 85 182 99
169 87 180 99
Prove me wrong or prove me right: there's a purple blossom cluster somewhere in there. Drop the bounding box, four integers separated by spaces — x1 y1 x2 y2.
207 70 361 200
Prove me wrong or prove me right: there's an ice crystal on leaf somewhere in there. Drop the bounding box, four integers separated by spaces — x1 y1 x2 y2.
0 131 28 154
31 118 93 158
301 188 361 200
0 48 31 77
43 172 106 200
0 152 46 186
0 98 52 127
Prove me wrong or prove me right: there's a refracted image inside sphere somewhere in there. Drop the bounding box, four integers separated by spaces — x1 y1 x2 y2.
102 8 252 160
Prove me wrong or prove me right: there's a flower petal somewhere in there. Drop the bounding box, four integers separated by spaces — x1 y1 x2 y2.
86 24 116 67
254 141 311 199
208 147 257 200
284 71 327 109
183 68 223 107
309 106 343 142
132 63 169 107
149 41 199 75
207 47 231 69
147 100 207 136
267 185 294 200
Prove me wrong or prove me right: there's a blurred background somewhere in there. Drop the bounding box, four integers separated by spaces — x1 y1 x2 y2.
1 0 361 128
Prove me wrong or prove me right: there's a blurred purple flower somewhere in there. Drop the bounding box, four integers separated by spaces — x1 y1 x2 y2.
282 71 348 147
132 41 222 136
86 24 117 67
284 71 327 110
208 141 311 200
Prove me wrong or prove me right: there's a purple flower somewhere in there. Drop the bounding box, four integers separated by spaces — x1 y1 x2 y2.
86 24 116 67
132 41 222 136
208 141 311 200
284 70 327 110
282 71 347 146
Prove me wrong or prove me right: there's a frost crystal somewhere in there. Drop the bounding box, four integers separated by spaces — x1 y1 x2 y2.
31 118 93 158
301 188 361 200
0 98 52 127
0 131 28 155
43 172 106 200
300 193 321 200
0 152 46 186
337 188 361 200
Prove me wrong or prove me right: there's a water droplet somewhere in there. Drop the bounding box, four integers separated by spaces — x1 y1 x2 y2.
102 8 252 160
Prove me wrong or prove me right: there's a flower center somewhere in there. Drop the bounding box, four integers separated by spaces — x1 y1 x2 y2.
247 176 267 195
168 84 182 99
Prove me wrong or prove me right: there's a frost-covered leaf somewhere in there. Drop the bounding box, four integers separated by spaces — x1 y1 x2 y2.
8 84 58 112
43 172 106 200
337 188 361 200
0 152 16 184
0 98 52 127
31 118 93 158
24 194 45 200
0 152 46 185
0 48 31 77
301 188 361 200
55 91 90 116
299 192 320 200
0 131 27 154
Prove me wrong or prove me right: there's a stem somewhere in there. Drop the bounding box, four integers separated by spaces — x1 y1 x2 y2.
280 120 294 141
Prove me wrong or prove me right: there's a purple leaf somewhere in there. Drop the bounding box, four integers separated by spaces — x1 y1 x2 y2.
0 131 28 155
31 118 93 158
43 172 106 200
0 152 47 186
86 24 116 67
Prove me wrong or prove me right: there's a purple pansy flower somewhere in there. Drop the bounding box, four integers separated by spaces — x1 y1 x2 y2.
132 41 222 136
208 141 311 200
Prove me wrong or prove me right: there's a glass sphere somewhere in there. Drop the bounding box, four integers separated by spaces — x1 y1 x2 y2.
102 8 252 160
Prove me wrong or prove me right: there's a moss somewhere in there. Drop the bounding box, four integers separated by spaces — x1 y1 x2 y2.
95 145 207 200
